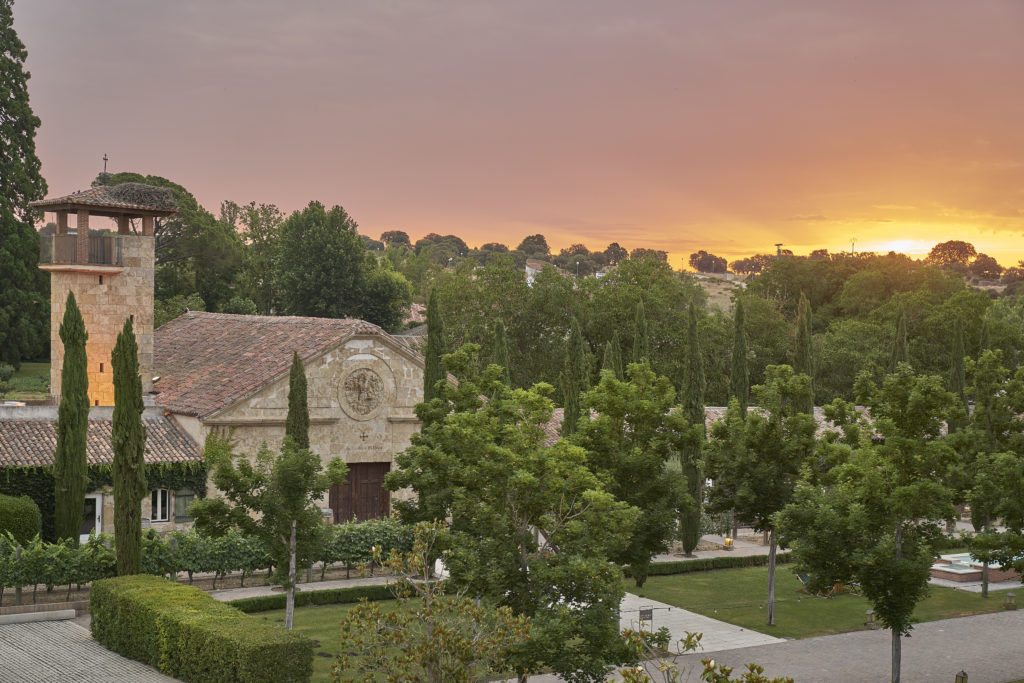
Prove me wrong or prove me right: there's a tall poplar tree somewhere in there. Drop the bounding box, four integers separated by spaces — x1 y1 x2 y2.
491 319 511 383
889 304 908 371
632 300 650 365
112 318 147 575
679 305 706 555
559 316 589 437
423 290 445 403
0 0 49 366
285 351 309 449
948 319 967 434
730 299 749 416
602 330 624 380
794 293 814 413
53 292 89 544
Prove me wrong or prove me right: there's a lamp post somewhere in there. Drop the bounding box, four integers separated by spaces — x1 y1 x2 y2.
955 670 968 683
576 260 580 278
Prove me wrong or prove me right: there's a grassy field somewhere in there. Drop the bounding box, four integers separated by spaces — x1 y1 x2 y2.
3 361 49 399
634 565 1008 640
257 600 401 682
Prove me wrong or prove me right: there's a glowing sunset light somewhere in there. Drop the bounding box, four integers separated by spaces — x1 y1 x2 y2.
11 1 1024 267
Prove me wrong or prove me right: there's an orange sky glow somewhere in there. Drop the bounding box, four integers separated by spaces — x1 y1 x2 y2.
14 1 1024 272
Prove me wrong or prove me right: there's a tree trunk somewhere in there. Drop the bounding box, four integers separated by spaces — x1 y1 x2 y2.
286 519 297 630
982 516 990 599
766 529 777 626
731 509 738 540
15 547 22 606
891 629 901 683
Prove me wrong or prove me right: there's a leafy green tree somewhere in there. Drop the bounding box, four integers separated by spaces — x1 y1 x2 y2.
335 521 530 682
705 366 816 626
574 364 686 587
232 201 284 314
515 234 550 260
190 434 347 629
285 351 309 450
111 319 148 575
53 292 89 544
779 365 957 683
888 304 908 371
927 240 976 268
730 299 749 415
632 300 650 365
379 230 411 250
98 172 242 312
603 330 624 380
0 0 48 366
423 289 445 403
388 345 639 682
679 305 706 556
154 292 205 329
275 201 412 331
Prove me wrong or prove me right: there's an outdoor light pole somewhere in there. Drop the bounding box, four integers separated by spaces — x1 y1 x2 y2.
576 260 580 278
955 670 968 683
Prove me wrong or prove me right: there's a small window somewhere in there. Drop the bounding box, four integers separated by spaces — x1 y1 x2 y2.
98 275 103 285
99 363 104 373
130 314 134 324
173 489 195 522
151 489 169 522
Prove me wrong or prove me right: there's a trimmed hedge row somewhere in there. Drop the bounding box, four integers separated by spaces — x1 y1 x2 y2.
228 583 396 613
0 494 41 544
625 552 793 578
91 575 312 683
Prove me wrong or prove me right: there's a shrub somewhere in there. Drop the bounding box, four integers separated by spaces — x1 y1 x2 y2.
0 363 14 383
91 574 312 682
623 552 792 578
0 494 41 544
228 583 396 613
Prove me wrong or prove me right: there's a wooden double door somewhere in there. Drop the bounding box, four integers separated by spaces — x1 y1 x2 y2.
329 462 391 522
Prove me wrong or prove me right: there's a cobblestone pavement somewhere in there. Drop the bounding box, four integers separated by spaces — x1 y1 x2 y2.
0 620 179 683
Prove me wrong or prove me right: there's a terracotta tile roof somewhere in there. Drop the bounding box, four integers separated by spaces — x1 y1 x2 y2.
0 415 201 468
154 312 422 419
29 184 178 216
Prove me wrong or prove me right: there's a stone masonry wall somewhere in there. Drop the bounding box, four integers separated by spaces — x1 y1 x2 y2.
197 336 423 508
49 236 155 406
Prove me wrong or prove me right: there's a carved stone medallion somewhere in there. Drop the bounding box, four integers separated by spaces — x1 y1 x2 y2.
341 368 385 418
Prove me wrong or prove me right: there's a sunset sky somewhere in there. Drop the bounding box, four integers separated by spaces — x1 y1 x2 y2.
13 1 1024 270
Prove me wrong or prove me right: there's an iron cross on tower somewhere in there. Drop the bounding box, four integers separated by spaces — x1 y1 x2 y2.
102 153 108 173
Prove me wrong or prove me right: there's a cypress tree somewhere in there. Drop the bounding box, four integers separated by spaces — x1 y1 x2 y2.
560 316 589 437
948 319 967 433
112 318 147 576
979 317 991 355
285 351 309 449
491 319 511 384
0 0 49 366
679 304 706 555
794 293 814 413
53 291 89 544
889 304 909 371
602 330 624 380
632 300 650 365
423 290 445 402
729 299 749 416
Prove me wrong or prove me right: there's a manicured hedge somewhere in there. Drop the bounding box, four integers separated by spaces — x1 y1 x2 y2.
228 583 396 613
91 574 312 682
625 552 793 578
0 494 41 544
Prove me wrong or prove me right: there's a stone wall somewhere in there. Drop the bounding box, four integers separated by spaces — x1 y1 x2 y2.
48 236 155 406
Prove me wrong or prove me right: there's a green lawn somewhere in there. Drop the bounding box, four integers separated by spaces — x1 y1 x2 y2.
4 361 49 398
634 565 1009 640
256 600 402 682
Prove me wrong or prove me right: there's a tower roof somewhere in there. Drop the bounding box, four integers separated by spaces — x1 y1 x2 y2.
29 183 178 218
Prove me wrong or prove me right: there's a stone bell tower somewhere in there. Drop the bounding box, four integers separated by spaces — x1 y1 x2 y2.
30 183 177 406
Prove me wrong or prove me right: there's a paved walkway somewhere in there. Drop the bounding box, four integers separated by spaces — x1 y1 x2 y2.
0 620 178 683
619 593 783 653
207 573 391 602
668 609 1024 683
